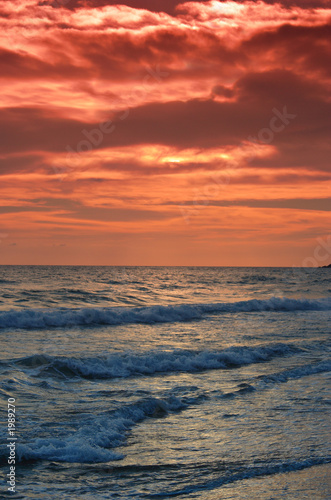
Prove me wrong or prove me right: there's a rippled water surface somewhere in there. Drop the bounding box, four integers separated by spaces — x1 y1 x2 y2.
0 266 330 499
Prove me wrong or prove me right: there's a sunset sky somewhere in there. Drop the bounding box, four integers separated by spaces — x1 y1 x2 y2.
0 0 330 265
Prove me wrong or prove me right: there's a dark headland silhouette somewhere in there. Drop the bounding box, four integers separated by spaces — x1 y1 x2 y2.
320 263 331 268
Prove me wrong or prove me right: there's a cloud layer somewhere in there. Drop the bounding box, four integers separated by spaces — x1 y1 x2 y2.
0 0 330 264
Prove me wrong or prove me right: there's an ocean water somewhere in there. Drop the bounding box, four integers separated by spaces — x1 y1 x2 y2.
0 266 330 499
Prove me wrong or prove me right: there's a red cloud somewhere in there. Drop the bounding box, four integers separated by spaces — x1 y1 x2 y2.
0 0 330 265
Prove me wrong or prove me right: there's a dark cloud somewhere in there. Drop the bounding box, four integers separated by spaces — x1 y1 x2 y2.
98 70 330 154
58 206 173 221
0 205 53 214
0 197 174 221
243 22 331 78
41 0 210 15
251 143 331 172
240 0 331 7
0 68 329 178
180 198 331 211
53 0 331 12
212 85 234 99
0 47 87 80
0 154 44 174
1 16 329 86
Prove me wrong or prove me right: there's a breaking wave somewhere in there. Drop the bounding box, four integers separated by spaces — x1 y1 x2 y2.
13 395 188 464
12 343 300 380
0 296 330 329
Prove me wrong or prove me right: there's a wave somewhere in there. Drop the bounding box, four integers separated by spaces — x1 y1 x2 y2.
256 360 331 385
5 357 330 465
146 456 331 498
0 279 17 284
0 296 330 329
219 360 331 399
14 394 196 464
12 343 300 380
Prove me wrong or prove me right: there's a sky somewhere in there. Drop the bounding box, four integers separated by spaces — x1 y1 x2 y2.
0 0 330 266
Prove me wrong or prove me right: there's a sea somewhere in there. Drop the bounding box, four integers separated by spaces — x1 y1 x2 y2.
0 266 330 499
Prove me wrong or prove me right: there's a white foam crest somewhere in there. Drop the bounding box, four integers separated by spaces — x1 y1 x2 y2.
257 360 331 385
17 395 187 464
220 360 331 399
16 343 299 379
1 296 330 329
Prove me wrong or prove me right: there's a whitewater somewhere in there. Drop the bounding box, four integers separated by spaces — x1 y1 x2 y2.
0 266 330 499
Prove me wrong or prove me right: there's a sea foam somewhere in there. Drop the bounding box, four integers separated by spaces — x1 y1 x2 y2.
13 343 300 379
0 296 330 329
15 395 190 464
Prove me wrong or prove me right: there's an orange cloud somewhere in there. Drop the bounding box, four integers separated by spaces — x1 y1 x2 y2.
0 0 330 265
